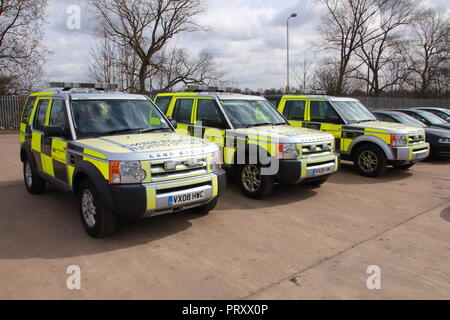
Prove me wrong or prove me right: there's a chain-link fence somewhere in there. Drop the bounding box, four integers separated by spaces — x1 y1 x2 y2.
355 96 450 111
0 96 26 129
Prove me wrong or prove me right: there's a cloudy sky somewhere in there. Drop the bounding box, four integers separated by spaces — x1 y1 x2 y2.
43 0 449 90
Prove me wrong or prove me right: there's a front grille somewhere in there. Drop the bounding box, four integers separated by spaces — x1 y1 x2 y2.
408 134 425 145
150 156 208 182
301 142 333 158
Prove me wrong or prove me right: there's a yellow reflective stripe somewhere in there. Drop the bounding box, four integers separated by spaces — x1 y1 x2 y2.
20 123 27 133
141 161 151 183
300 161 307 179
224 147 235 165
68 166 75 186
369 133 390 144
31 132 42 152
44 100 53 125
212 175 218 197
19 134 25 143
83 149 107 159
146 187 156 211
42 154 54 177
30 92 54 96
341 138 352 152
83 157 109 180
52 139 68 163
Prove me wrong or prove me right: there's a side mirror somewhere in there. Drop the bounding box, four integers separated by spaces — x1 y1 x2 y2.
43 125 69 138
168 117 178 129
325 114 341 124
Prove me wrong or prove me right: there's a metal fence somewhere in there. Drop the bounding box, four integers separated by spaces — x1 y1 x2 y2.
0 96 25 129
355 97 450 111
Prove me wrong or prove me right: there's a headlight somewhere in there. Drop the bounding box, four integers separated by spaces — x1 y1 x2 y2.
439 137 450 144
277 143 300 159
390 134 407 147
110 161 146 184
210 151 222 172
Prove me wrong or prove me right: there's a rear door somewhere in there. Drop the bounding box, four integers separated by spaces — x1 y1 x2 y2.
279 99 307 128
170 98 196 136
31 98 52 174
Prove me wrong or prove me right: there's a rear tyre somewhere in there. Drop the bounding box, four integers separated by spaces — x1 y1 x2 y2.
195 198 218 215
354 144 387 177
393 163 415 171
23 158 46 194
303 176 329 187
79 179 117 238
238 164 274 199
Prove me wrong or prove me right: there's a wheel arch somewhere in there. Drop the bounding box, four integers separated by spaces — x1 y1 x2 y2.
349 136 393 160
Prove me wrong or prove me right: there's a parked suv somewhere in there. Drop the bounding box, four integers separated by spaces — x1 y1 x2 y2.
266 95 430 177
155 91 339 199
19 83 226 238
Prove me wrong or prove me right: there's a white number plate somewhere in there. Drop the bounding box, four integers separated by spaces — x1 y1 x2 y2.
168 191 205 206
312 166 333 176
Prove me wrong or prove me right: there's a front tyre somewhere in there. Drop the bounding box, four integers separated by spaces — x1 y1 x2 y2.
354 144 387 177
23 159 46 194
79 179 117 238
238 164 274 199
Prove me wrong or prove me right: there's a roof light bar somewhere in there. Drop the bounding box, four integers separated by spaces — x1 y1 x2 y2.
48 82 119 90
184 85 234 93
293 89 326 95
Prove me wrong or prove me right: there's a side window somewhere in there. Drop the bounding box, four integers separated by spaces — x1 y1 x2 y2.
49 100 67 128
172 99 193 124
22 97 36 124
310 101 341 124
155 96 172 114
196 99 227 129
34 99 50 131
267 97 281 108
283 100 306 121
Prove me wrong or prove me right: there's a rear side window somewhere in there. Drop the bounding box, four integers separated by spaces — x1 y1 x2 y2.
21 97 36 124
155 96 172 114
266 97 281 108
34 99 50 131
172 99 193 124
283 100 306 121
49 100 67 128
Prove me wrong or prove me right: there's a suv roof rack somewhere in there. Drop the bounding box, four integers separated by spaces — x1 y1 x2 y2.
48 82 119 92
184 85 235 93
292 89 326 95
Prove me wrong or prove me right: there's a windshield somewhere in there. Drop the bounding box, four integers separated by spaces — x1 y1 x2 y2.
220 99 287 129
415 110 447 125
392 113 426 127
71 99 172 139
332 100 377 123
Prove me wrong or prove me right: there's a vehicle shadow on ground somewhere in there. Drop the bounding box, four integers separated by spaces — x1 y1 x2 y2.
329 162 413 185
214 179 319 212
440 207 450 223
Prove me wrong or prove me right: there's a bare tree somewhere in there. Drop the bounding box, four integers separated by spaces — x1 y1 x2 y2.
404 8 449 97
293 57 316 90
315 58 364 95
317 0 380 95
88 0 204 93
0 0 47 93
355 0 419 96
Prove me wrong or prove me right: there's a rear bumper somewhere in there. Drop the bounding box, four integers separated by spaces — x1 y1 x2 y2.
277 153 340 184
391 143 430 162
109 170 226 219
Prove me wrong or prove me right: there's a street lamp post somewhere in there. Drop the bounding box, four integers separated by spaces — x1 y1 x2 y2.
286 13 298 94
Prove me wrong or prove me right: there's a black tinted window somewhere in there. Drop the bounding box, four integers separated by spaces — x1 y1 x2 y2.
266 97 281 108
172 99 193 124
197 99 227 128
22 97 36 124
283 100 306 121
155 96 172 114
49 100 67 127
310 101 341 124
34 99 50 130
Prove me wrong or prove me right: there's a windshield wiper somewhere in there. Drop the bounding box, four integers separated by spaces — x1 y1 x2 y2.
104 128 144 136
245 122 274 128
356 119 375 124
139 128 172 134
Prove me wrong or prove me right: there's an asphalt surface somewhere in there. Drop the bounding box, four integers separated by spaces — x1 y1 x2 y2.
0 132 449 299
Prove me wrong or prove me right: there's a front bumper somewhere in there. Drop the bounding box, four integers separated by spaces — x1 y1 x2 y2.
277 153 340 184
391 143 430 162
109 170 226 219
433 143 450 157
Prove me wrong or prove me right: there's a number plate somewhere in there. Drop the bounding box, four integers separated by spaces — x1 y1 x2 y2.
168 191 205 206
312 166 333 176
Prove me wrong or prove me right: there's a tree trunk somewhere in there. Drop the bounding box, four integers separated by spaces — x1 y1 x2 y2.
138 63 149 94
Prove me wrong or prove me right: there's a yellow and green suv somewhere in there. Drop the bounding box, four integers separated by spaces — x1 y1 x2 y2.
266 95 430 177
155 91 340 199
19 83 226 238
